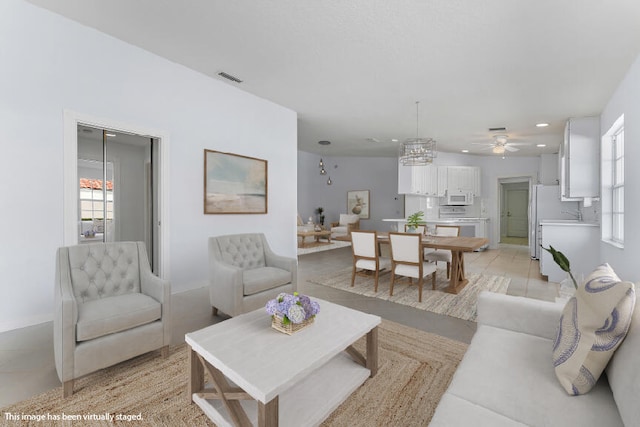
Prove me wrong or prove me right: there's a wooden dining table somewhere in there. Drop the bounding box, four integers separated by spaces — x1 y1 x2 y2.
376 232 489 294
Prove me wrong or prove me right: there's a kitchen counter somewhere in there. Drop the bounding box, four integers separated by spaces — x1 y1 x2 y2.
539 220 599 227
539 221 600 282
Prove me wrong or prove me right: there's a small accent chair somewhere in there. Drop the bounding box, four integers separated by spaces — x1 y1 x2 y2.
424 225 461 279
209 233 297 317
330 214 360 239
54 241 171 397
389 232 438 302
350 231 391 292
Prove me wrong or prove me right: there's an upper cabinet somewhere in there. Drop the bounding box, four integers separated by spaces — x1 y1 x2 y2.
445 166 480 196
397 162 440 196
559 117 600 201
399 164 480 197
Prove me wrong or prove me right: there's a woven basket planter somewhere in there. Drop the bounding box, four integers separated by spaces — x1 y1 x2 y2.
271 314 314 335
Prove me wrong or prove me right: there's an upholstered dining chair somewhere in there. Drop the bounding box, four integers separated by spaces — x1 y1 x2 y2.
350 230 391 292
209 233 297 317
424 225 461 278
54 241 171 397
388 232 438 302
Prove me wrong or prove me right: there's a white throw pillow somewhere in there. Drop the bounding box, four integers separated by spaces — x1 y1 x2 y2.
339 214 359 226
553 263 635 395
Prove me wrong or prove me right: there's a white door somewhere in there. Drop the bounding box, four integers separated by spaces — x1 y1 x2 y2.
506 189 529 238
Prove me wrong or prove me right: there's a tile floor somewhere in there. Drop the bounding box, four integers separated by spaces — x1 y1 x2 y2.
0 243 559 408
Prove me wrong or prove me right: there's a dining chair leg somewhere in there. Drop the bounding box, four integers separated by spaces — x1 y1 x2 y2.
374 269 379 293
418 278 423 302
432 271 436 290
389 271 395 296
351 266 356 287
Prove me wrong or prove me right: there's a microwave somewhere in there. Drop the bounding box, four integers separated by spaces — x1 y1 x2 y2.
446 192 473 205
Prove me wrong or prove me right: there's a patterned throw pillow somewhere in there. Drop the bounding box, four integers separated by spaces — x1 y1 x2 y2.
553 263 636 395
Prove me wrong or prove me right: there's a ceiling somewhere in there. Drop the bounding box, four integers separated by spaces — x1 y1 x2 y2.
28 0 640 157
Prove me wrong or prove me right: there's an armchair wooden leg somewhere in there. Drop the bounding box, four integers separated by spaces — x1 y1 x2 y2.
161 345 169 358
432 272 436 290
446 262 451 279
63 380 74 398
212 306 218 317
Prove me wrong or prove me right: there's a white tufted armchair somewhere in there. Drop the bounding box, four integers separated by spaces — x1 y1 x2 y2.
209 233 297 317
54 241 171 397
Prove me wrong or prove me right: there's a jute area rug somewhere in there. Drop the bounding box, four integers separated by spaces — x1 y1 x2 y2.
309 267 510 322
0 320 467 427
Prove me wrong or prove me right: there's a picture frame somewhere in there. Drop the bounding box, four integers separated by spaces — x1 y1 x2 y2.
347 190 370 219
204 149 268 214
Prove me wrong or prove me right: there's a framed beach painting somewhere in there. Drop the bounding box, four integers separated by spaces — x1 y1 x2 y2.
204 149 268 214
347 190 369 219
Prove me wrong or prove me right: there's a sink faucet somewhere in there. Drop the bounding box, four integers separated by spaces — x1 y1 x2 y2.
561 209 583 221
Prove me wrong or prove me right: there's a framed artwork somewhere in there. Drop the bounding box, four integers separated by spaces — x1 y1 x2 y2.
204 149 268 214
347 190 370 219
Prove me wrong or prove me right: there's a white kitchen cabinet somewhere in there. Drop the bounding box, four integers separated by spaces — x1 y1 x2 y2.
440 166 481 196
437 167 448 196
559 117 600 201
539 221 600 283
397 163 439 196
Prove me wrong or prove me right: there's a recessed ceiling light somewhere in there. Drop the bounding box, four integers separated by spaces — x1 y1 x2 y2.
461 149 469 153
318 140 331 145
536 144 546 147
391 139 398 142
536 123 549 127
105 133 116 137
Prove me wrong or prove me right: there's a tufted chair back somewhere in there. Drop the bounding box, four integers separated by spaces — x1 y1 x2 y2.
66 242 141 303
213 234 267 269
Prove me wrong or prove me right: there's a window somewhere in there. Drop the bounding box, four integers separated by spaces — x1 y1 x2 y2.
79 178 114 221
602 115 624 247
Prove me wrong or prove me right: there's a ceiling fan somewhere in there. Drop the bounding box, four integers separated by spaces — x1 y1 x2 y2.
472 135 528 154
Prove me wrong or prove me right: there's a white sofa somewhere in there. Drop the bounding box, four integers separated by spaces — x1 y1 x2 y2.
431 291 639 426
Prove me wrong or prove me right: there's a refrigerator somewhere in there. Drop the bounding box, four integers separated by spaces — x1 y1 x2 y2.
529 185 579 259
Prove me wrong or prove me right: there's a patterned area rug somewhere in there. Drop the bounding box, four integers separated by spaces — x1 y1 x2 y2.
308 267 510 321
297 240 351 256
0 321 467 427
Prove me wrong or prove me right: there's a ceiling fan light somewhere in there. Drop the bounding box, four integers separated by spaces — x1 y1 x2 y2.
492 145 505 154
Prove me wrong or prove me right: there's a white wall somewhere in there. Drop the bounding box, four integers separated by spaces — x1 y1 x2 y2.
0 0 297 332
600 52 640 281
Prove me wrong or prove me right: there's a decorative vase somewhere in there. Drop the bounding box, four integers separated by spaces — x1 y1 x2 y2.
352 205 362 214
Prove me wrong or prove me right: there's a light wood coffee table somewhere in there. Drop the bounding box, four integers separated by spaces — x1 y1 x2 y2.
186 299 380 426
297 229 331 248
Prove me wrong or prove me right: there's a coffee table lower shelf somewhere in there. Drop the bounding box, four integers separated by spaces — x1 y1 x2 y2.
192 352 370 427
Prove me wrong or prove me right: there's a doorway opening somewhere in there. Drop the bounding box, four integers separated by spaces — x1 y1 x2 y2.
77 125 159 272
498 177 531 246
63 110 169 278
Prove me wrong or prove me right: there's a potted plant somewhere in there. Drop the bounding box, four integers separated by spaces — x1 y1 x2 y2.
315 206 325 225
406 211 424 233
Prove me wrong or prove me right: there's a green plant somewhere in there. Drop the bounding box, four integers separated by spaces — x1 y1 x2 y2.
406 211 424 231
541 245 578 288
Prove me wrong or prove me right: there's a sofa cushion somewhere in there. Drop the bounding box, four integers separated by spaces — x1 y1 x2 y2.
243 267 292 296
443 325 623 426
76 293 161 342
553 263 635 395
606 291 640 427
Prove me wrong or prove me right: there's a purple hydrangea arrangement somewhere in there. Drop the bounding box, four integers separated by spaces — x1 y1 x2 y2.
265 292 320 325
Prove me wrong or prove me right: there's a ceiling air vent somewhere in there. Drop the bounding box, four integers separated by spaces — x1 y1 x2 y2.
217 71 243 83
488 127 507 132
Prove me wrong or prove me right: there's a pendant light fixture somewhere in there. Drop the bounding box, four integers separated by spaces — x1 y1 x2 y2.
399 101 437 166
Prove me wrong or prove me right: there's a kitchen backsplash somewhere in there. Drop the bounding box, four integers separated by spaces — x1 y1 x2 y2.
405 195 484 218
